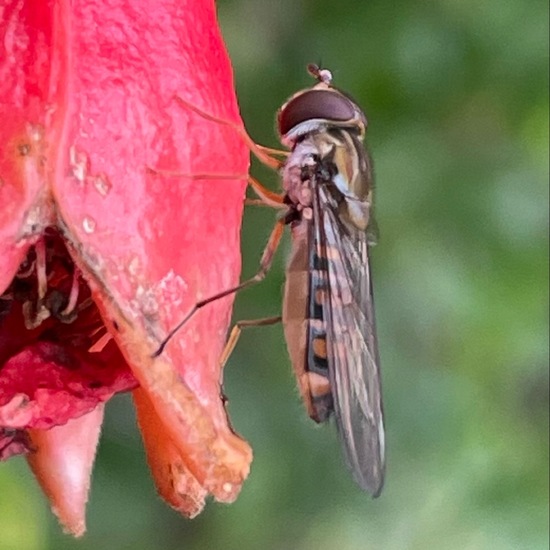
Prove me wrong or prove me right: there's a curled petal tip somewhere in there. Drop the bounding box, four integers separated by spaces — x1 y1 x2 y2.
134 388 208 517
26 405 105 537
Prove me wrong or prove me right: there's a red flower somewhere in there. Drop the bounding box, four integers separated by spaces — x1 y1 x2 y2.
0 0 251 536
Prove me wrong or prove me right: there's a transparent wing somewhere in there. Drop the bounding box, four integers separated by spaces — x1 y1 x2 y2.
313 184 385 496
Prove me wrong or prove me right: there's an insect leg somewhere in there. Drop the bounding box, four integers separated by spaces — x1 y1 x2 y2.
247 176 286 208
172 94 288 170
145 167 250 180
152 218 286 357
146 168 286 210
219 316 282 370
244 199 270 207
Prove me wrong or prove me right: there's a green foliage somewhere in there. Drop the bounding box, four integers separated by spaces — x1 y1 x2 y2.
3 0 547 548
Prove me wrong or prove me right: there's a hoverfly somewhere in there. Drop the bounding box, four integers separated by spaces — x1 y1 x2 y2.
155 64 385 496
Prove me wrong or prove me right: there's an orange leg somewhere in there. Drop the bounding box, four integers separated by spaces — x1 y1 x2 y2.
219 316 282 370
153 218 287 357
247 176 286 208
146 169 286 210
151 93 291 356
172 94 288 170
145 167 249 180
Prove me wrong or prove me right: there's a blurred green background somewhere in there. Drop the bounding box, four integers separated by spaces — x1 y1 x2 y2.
1 0 548 548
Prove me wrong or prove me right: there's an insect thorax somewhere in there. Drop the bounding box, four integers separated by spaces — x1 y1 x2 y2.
282 128 371 233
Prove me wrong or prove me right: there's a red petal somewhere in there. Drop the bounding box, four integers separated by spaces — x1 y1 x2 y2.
0 1 53 292
0 0 252 516
49 1 251 501
27 405 105 537
0 341 135 430
134 387 207 518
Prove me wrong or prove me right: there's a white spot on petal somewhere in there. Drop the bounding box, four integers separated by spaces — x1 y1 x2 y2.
82 216 96 234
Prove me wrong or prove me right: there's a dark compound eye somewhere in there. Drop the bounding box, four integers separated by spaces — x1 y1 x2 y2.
278 89 358 137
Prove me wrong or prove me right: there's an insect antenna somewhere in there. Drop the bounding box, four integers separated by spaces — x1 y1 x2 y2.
307 63 333 85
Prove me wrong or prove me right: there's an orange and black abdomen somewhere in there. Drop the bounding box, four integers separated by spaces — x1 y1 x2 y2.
305 245 333 422
282 219 333 423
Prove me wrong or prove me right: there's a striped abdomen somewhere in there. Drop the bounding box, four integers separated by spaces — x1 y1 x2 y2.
282 219 333 423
